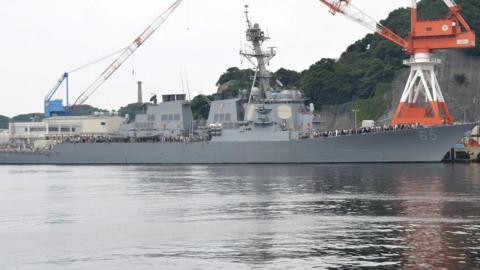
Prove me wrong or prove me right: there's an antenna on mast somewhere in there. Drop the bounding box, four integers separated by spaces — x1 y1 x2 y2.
184 68 192 101
179 68 186 94
240 6 276 97
244 5 251 28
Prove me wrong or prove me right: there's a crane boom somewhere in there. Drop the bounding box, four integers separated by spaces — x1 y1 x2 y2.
319 0 474 54
443 0 457 8
45 73 68 102
319 0 410 49
73 0 183 106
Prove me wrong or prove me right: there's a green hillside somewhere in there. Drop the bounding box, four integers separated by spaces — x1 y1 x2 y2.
11 113 44 123
70 105 108 116
118 103 146 119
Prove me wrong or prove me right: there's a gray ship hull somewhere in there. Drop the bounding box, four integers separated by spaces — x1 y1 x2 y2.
0 124 474 164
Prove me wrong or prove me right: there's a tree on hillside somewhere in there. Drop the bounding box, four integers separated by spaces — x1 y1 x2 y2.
273 68 301 89
11 113 44 123
118 103 147 120
216 67 254 95
70 105 108 116
191 95 212 120
217 67 254 86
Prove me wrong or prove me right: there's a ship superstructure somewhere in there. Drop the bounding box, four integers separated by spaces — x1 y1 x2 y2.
204 6 315 142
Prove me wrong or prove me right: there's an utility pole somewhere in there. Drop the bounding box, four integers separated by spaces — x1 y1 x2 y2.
352 109 359 129
137 81 143 104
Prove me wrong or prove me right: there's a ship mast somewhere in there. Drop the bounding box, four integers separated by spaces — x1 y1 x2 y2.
241 5 276 99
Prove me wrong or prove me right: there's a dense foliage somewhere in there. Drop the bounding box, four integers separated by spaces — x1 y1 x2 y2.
70 105 108 116
272 68 302 88
300 7 410 107
217 67 254 86
216 67 254 95
118 103 146 120
11 113 44 123
190 95 212 120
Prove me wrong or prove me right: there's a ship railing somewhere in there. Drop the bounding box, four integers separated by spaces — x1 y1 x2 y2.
303 123 425 139
40 133 212 145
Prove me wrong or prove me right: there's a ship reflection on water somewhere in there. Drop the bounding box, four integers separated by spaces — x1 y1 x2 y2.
0 164 479 269
394 167 478 269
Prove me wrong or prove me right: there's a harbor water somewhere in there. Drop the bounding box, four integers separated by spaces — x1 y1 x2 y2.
1 164 479 269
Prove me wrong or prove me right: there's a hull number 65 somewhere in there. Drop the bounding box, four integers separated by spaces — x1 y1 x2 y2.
419 129 438 141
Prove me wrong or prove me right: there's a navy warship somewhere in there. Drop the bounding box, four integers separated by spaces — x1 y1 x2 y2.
0 8 475 164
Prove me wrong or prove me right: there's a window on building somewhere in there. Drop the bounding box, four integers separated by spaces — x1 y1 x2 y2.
61 127 70 132
30 127 46 132
220 114 225 122
147 115 155 122
49 127 59 132
174 114 181 121
101 122 107 126
161 114 168 121
214 114 219 121
25 127 28 132
135 123 147 129
168 114 173 121
225 113 231 122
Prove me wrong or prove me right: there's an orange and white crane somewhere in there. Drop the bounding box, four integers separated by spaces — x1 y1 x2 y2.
73 0 183 107
43 0 182 117
318 0 475 125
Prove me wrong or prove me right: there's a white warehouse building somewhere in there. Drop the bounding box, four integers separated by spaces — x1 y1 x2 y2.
9 115 125 138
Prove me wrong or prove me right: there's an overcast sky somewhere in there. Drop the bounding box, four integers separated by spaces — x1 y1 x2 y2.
0 0 409 117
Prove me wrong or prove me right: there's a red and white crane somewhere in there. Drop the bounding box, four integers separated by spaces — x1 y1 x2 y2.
318 0 475 125
72 0 183 107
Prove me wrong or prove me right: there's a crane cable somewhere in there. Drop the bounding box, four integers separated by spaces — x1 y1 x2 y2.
67 46 129 74
73 0 183 106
